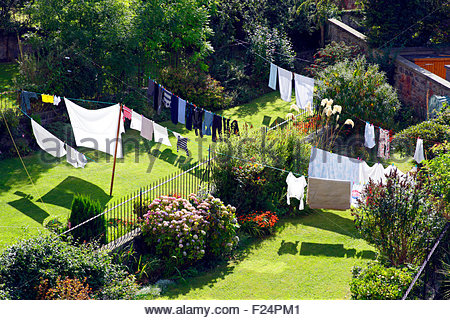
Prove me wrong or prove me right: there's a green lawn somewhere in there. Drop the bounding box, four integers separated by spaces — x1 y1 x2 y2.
0 92 292 250
152 209 375 300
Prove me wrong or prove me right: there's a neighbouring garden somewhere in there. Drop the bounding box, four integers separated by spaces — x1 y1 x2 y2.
0 0 449 301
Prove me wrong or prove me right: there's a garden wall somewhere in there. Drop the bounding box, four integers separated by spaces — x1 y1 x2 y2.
327 18 450 119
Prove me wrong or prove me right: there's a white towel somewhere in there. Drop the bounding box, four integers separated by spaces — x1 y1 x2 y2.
64 98 125 158
66 144 87 168
153 122 172 147
277 66 293 102
140 116 154 141
268 63 278 90
364 122 376 149
130 110 142 131
294 73 314 109
414 138 425 163
31 119 66 158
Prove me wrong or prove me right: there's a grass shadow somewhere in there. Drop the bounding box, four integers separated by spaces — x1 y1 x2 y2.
299 242 376 259
39 176 110 209
8 197 49 225
277 240 300 255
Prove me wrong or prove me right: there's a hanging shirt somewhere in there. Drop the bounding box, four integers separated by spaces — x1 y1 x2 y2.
306 177 352 210
147 78 155 101
286 172 307 210
383 164 405 183
53 96 61 106
122 105 132 120
185 103 194 130
414 138 425 163
41 94 54 104
162 89 172 109
65 144 87 168
359 161 385 185
212 114 223 142
172 132 190 157
140 116 154 141
178 98 186 124
64 98 125 158
202 110 214 136
277 66 293 102
308 147 359 184
170 95 179 124
378 128 390 159
364 123 376 149
294 73 314 110
193 107 204 137
153 122 172 146
31 119 66 158
130 110 142 131
20 91 38 112
268 63 278 90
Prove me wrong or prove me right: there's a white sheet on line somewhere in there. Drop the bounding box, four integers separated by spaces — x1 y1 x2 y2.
31 119 67 158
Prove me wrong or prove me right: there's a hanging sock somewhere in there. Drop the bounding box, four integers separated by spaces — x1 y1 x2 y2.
41 94 54 104
377 128 390 159
414 138 425 163
31 119 66 158
64 98 125 158
172 132 190 157
170 95 179 124
140 116 154 141
268 63 278 90
277 66 293 102
294 73 314 110
130 110 142 131
65 144 87 168
178 98 186 124
153 122 172 146
286 172 307 210
364 122 376 149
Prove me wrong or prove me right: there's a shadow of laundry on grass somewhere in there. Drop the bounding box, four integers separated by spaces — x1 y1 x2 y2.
38 176 110 209
8 197 49 225
299 242 376 260
278 240 300 255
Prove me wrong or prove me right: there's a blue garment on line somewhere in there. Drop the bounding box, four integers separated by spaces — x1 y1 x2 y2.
308 147 359 183
202 110 213 136
178 98 186 124
20 91 38 112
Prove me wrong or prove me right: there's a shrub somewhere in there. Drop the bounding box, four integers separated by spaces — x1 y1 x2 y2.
352 170 447 267
350 263 415 300
0 235 136 299
306 41 362 77
68 194 106 244
138 194 239 271
36 276 91 300
238 211 279 238
0 108 34 160
212 126 310 215
315 56 400 130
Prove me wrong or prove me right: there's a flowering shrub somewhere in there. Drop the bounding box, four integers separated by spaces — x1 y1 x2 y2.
238 211 279 238
37 276 92 300
139 194 239 269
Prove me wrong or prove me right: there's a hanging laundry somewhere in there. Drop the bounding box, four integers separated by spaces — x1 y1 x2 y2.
65 144 87 168
364 122 376 149
162 89 172 109
383 164 405 183
172 132 190 157
185 103 194 130
147 78 155 101
41 94 54 104
31 119 67 158
153 122 172 146
277 66 293 102
212 114 223 142
414 138 425 163
286 172 307 210
268 63 278 90
230 120 239 136
64 98 125 158
178 98 186 124
130 110 142 131
122 105 132 120
306 177 352 210
294 73 314 110
202 110 213 136
308 147 359 183
53 96 61 106
170 95 179 125
20 91 38 112
193 107 204 137
351 184 364 208
140 116 154 141
378 128 390 159
359 161 385 185
223 117 230 137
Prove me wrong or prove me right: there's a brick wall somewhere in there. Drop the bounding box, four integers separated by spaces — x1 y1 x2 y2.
327 18 450 119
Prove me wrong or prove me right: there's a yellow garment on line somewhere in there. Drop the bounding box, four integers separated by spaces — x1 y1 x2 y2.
42 94 54 104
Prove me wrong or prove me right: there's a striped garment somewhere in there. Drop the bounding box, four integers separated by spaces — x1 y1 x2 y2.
162 89 172 109
172 132 190 157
